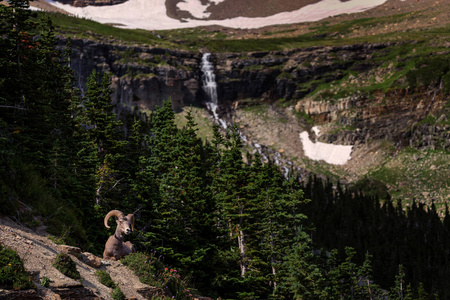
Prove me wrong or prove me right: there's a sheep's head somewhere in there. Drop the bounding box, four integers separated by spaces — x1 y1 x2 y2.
104 210 135 235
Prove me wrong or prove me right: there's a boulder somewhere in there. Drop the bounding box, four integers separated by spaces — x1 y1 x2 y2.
59 245 81 256
80 252 102 268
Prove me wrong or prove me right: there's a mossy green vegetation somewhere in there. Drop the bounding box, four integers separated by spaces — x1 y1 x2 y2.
297 42 450 103
167 14 449 52
95 270 116 288
53 252 81 280
406 55 450 91
40 276 50 288
0 244 34 290
111 286 126 300
40 6 449 53
95 270 126 299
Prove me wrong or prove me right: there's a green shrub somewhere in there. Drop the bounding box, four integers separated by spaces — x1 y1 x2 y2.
406 57 450 89
52 252 81 280
122 252 192 299
95 270 116 288
40 276 50 287
0 244 34 290
121 252 163 287
111 286 126 300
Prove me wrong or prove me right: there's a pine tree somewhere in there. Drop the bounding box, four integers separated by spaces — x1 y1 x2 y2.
168 108 218 290
75 70 127 209
390 265 407 300
213 125 252 276
250 161 308 297
283 231 323 300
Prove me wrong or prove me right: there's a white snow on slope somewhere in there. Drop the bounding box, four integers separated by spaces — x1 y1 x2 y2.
45 0 387 30
300 126 352 165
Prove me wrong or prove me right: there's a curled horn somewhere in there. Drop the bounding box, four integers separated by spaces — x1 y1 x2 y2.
104 210 124 228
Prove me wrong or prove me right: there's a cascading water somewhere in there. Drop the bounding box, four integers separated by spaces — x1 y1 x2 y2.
201 53 218 104
201 53 227 129
200 53 299 178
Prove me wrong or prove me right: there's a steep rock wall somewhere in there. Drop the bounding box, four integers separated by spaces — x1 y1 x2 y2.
61 38 203 113
295 89 449 150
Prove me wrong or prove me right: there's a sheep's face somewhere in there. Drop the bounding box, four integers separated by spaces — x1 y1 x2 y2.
117 214 134 235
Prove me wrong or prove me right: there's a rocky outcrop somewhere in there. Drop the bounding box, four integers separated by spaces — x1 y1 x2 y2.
212 43 389 103
81 252 102 268
0 216 158 300
50 282 101 299
407 114 450 150
295 88 450 150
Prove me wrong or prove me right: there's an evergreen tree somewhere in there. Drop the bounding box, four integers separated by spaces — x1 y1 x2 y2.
251 161 308 297
74 70 127 209
283 231 324 299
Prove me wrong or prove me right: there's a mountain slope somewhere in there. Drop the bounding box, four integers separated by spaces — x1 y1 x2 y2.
30 0 387 30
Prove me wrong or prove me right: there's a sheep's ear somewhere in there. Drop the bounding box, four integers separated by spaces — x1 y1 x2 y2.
128 214 135 231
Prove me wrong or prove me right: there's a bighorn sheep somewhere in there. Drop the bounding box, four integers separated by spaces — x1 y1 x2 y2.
103 210 135 260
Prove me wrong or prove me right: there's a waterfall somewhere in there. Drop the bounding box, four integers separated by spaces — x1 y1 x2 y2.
201 53 227 128
199 53 297 178
201 53 218 104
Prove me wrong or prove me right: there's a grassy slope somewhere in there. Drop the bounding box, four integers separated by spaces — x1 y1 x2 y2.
39 12 180 48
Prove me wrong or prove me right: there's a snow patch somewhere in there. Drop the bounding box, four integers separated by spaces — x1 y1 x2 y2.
44 0 387 30
300 130 352 165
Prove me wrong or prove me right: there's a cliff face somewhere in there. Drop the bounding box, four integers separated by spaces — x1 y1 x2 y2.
213 44 388 103
63 38 202 114
65 40 391 113
65 38 449 152
211 46 446 150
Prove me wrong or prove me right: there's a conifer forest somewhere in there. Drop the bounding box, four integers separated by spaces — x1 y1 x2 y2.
1 0 450 299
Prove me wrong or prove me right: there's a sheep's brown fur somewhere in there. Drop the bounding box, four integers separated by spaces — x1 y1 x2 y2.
103 210 135 260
